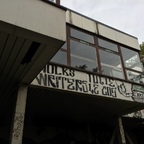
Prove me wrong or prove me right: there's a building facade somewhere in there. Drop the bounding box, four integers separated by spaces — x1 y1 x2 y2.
0 0 144 144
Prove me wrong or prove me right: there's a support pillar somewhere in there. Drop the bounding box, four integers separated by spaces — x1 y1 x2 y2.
87 125 93 144
117 117 126 144
110 128 117 144
10 84 28 144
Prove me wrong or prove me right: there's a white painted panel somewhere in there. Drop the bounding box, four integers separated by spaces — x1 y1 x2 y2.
0 0 66 41
82 16 97 34
98 24 117 42
66 11 71 23
70 12 83 28
31 64 144 103
98 24 140 50
115 31 140 50
66 11 97 34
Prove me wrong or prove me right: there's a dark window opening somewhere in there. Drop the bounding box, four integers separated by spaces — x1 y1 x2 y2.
21 41 40 65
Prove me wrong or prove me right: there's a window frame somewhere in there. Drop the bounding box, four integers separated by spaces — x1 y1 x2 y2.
98 48 125 79
50 24 143 84
120 46 143 82
69 26 98 72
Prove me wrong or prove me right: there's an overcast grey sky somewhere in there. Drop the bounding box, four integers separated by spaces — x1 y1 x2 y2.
61 0 144 45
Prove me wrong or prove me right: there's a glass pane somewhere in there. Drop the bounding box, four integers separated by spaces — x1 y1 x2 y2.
70 40 98 72
126 70 144 84
71 57 98 72
121 47 143 72
61 42 67 50
50 50 67 65
98 38 118 52
99 50 124 79
70 28 94 44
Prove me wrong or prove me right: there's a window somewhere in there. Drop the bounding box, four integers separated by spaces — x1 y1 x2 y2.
121 47 143 72
51 50 67 65
99 50 124 79
121 46 144 83
70 27 98 72
50 43 67 65
98 38 118 52
70 28 94 44
70 40 98 72
50 25 143 84
98 39 124 79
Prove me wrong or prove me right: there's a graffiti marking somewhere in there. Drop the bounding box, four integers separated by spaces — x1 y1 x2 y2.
13 113 24 140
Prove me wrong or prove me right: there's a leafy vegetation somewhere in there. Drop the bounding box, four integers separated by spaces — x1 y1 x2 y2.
140 42 144 67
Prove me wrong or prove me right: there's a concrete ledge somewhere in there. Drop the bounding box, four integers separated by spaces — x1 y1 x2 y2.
0 0 66 42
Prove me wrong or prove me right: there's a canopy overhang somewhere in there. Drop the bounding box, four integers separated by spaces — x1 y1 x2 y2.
25 86 144 126
0 0 66 96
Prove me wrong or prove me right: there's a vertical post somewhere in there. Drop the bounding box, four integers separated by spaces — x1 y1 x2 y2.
110 128 117 144
56 0 60 5
10 84 28 144
87 125 94 144
87 125 91 143
117 117 126 144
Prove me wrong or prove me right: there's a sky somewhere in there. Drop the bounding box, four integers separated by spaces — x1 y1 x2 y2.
60 0 144 45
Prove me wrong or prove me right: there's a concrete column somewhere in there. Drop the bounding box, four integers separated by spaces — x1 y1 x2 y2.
87 125 92 144
10 84 28 144
117 117 126 144
110 128 117 144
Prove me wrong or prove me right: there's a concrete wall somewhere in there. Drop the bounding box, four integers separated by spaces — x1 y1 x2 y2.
0 0 66 43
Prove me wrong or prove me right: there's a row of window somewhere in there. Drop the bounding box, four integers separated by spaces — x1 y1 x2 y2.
51 25 144 84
